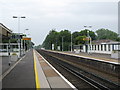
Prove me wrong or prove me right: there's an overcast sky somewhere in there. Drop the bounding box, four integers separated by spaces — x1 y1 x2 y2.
0 0 119 45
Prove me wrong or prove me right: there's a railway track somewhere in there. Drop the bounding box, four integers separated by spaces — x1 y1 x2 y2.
37 49 120 90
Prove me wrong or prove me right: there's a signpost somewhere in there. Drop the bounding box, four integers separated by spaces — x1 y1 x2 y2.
22 37 31 51
11 34 24 57
8 39 11 66
22 38 31 40
83 37 92 54
83 37 90 41
11 34 32 56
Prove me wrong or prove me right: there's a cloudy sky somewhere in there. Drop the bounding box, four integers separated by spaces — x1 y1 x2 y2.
0 0 119 45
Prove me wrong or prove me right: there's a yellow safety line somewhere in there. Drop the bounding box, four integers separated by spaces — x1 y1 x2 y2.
33 50 40 90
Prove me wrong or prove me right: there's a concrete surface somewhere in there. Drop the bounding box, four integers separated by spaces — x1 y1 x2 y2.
2 50 36 88
1 56 16 75
2 49 75 89
35 50 75 89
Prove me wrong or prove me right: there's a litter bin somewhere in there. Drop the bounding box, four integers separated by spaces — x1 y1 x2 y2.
11 53 18 61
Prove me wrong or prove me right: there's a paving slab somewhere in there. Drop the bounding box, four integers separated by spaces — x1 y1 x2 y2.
35 50 76 89
33 51 50 88
47 77 72 88
2 49 76 89
2 50 36 89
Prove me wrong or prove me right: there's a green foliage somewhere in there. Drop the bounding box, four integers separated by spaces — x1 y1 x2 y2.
116 37 120 41
96 29 119 41
79 29 96 40
42 29 59 50
34 45 43 49
72 29 96 45
42 28 120 51
43 29 71 51
75 36 87 45
72 31 80 44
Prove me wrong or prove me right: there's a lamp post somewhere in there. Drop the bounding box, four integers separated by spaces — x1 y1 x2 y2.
27 34 31 50
13 16 26 33
71 31 73 52
84 26 92 54
13 16 26 57
24 29 29 34
87 30 90 54
24 29 29 54
62 36 64 51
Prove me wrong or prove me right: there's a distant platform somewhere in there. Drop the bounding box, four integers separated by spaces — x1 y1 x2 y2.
39 49 119 80
47 50 120 65
65 51 119 64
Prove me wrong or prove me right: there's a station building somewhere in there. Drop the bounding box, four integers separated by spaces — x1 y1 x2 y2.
0 23 20 56
0 23 12 41
74 39 120 55
0 23 32 56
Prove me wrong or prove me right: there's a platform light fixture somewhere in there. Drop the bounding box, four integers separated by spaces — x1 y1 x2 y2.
84 26 92 54
13 16 26 57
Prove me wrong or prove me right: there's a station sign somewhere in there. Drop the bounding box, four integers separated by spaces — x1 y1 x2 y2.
22 37 31 40
11 34 22 39
83 37 91 41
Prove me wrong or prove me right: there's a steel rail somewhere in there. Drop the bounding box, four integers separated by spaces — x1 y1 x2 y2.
38 50 120 90
52 56 110 90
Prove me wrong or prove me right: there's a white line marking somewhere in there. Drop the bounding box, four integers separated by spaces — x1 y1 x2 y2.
35 50 77 90
0 55 26 81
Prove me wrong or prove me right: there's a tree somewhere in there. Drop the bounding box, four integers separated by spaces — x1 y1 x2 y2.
116 37 120 42
34 44 43 49
75 36 87 45
79 29 97 40
58 30 71 51
42 28 120 51
42 29 59 50
42 29 71 51
72 30 96 45
72 31 80 45
96 29 119 41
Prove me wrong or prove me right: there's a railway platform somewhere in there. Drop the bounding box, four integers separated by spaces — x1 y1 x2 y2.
66 51 119 63
54 51 119 64
38 49 120 89
1 49 75 89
